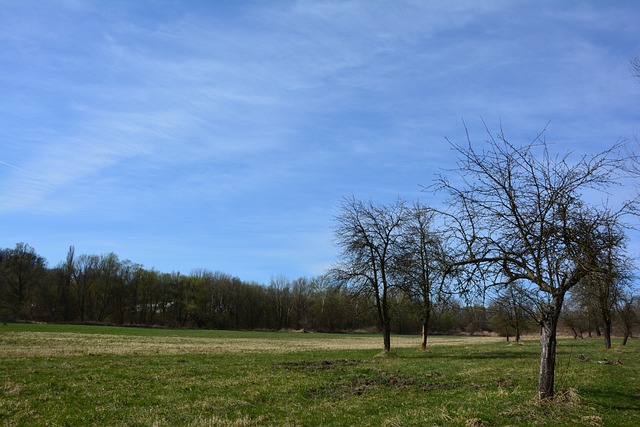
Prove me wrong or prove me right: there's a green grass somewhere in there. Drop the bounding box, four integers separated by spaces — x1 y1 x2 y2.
1 324 638 426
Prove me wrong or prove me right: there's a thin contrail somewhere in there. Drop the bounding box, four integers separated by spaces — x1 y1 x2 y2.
0 160 35 176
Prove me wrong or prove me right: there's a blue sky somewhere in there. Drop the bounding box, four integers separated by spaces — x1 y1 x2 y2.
1 0 639 284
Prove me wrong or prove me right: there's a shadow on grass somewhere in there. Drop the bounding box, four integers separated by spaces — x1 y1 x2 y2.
400 348 537 361
581 388 640 412
443 351 536 360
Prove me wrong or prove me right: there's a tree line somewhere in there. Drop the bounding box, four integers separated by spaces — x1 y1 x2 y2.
1 229 637 344
0 242 535 334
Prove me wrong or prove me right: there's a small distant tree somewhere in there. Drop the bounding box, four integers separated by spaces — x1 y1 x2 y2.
572 221 633 349
489 283 534 342
561 297 590 339
616 291 639 345
333 197 407 352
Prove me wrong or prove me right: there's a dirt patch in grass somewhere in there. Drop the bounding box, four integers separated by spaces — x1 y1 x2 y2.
281 359 361 372
304 363 454 398
318 371 458 397
291 358 524 400
1 380 23 395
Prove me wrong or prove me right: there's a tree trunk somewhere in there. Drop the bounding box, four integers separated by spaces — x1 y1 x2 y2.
538 293 564 400
539 318 558 400
622 333 629 346
421 315 430 350
602 317 612 349
383 320 391 352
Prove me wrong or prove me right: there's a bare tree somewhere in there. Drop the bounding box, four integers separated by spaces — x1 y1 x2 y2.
561 297 590 339
57 245 77 321
269 275 293 330
291 277 312 331
95 253 122 322
572 221 632 349
333 197 407 352
437 124 637 400
631 55 640 82
489 282 535 342
616 291 639 345
72 254 100 322
395 203 448 350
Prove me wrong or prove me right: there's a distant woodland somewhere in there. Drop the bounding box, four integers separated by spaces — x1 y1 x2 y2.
1 241 637 341
0 242 487 334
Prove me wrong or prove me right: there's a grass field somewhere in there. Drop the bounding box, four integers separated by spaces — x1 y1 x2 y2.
1 324 638 426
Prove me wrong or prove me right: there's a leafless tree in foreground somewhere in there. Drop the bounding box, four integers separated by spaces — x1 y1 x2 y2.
437 124 638 400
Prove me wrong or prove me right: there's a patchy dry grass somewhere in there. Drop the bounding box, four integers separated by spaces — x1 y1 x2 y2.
0 325 503 357
0 324 638 426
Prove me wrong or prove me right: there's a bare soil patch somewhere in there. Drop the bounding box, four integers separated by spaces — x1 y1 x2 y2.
307 366 454 397
281 358 360 372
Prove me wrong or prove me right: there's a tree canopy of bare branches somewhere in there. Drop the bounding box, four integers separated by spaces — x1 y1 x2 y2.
332 197 408 352
394 203 449 350
632 55 640 82
437 124 638 400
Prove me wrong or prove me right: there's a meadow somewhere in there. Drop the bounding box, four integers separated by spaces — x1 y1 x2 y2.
0 324 638 426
